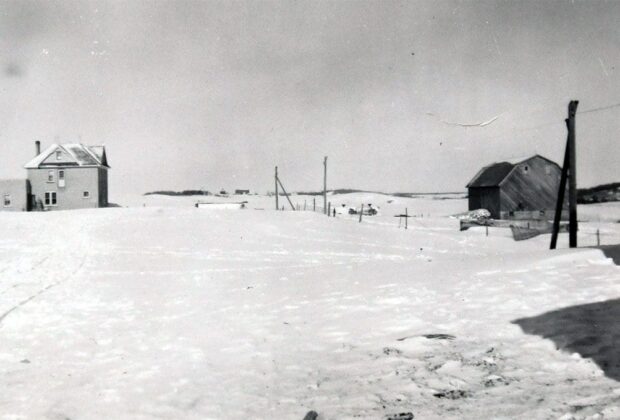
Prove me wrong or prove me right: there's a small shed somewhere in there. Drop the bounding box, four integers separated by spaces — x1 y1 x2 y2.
466 155 566 219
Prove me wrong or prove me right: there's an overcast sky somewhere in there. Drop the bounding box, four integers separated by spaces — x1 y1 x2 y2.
1 0 619 197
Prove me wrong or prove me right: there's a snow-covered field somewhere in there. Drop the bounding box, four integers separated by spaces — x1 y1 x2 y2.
1 194 620 419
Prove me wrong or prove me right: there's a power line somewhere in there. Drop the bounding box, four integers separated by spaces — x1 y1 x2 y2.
435 99 620 145
577 101 620 115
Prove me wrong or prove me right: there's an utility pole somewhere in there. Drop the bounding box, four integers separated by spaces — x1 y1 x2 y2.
275 166 279 210
567 100 579 248
550 100 579 249
323 156 327 215
550 128 569 250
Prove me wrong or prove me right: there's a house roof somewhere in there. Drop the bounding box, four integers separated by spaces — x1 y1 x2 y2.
24 143 110 169
466 154 559 188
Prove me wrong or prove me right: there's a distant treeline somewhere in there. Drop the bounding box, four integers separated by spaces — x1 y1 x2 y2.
144 190 211 196
295 189 367 196
294 189 466 198
143 188 467 198
578 182 620 204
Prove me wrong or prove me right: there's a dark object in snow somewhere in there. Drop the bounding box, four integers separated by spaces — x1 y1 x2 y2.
383 347 403 356
20 359 30 364
423 333 455 340
396 333 455 342
303 410 318 420
433 389 470 399
387 412 414 420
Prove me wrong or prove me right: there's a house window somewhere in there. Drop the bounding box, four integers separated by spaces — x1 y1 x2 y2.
44 192 57 206
83 191 90 198
3 194 11 207
58 170 65 187
47 170 55 182
56 150 62 160
522 165 529 173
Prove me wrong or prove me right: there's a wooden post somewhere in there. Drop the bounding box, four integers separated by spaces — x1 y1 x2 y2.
568 100 579 248
550 129 570 250
275 166 279 211
486 226 489 237
313 198 316 212
359 204 364 223
405 208 408 229
304 200 307 211
327 202 331 216
597 229 600 246
323 156 327 215
276 177 296 211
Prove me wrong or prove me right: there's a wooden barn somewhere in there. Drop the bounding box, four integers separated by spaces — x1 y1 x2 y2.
466 155 566 220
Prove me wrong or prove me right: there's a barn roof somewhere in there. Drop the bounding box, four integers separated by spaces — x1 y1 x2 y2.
466 154 559 188
24 143 110 169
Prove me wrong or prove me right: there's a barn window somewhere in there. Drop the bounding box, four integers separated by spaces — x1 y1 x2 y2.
45 192 57 206
522 165 529 173
47 170 55 182
83 191 90 198
3 194 11 207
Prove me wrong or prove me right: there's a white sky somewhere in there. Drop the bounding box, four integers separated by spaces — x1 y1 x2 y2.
1 0 619 196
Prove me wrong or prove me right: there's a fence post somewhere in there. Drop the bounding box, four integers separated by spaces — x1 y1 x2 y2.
304 200 307 211
597 229 601 246
359 204 364 223
313 198 316 212
405 208 408 230
327 202 331 217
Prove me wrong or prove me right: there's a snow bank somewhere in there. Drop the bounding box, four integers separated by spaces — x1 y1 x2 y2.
0 200 619 419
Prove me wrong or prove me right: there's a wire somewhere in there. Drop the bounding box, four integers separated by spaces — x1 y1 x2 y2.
577 101 620 115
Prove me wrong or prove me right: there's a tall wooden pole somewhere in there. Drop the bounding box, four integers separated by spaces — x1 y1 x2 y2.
568 100 579 248
275 166 279 210
550 128 570 250
323 156 327 215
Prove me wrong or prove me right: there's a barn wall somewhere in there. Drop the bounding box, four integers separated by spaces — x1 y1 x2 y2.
499 156 566 218
468 187 501 218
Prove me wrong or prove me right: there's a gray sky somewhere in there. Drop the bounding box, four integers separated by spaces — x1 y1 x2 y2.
1 0 619 196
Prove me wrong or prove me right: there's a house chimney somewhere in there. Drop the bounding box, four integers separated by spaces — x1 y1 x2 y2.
35 141 40 156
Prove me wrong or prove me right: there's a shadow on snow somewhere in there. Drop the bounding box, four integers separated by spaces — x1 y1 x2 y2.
597 245 620 265
513 298 620 381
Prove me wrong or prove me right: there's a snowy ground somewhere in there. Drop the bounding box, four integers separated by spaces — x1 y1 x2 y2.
1 194 620 419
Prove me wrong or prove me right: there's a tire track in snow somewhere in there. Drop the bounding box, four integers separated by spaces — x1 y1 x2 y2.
0 256 50 295
0 255 87 327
